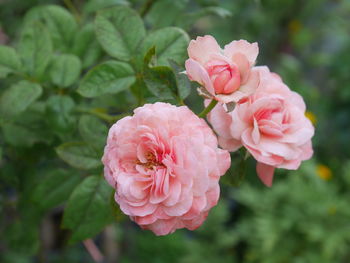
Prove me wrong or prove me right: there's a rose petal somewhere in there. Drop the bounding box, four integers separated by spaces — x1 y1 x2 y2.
256 162 275 187
185 58 215 95
232 52 250 83
188 35 221 65
224 39 259 66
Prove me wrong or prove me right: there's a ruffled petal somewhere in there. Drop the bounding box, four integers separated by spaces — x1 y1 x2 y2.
188 35 221 65
224 39 259 66
239 67 260 95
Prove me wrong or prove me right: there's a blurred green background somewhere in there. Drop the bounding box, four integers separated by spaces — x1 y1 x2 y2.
1 0 350 262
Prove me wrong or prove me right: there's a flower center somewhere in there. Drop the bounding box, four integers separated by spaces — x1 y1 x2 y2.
253 100 286 138
136 152 163 170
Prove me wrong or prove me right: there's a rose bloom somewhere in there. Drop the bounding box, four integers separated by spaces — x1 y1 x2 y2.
102 103 230 235
208 67 314 186
185 35 260 103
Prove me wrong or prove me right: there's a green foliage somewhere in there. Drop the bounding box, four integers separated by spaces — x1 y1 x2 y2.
46 95 76 134
141 27 189 66
72 23 103 69
121 230 187 263
78 61 135 97
144 65 178 101
49 54 81 88
56 142 102 170
0 46 22 78
62 175 114 243
78 115 108 150
4 219 40 255
24 5 78 52
0 80 42 118
168 60 191 100
0 0 196 256
82 0 129 15
18 22 53 79
180 201 238 263
143 47 191 102
144 0 231 30
234 161 350 263
221 151 247 187
2 102 53 147
95 6 146 61
31 169 81 211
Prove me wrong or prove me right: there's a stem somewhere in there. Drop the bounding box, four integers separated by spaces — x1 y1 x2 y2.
239 147 251 160
198 99 218 118
140 0 158 18
179 99 185 106
75 107 129 124
83 239 104 263
63 0 81 23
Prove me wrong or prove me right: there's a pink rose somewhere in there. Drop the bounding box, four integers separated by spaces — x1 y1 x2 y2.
185 35 260 103
102 102 230 235
208 67 314 186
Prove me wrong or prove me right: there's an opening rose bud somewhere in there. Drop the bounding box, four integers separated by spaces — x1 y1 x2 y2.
185 35 260 103
206 62 241 94
102 103 231 236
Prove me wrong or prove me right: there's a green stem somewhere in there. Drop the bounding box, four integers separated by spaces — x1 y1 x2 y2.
198 99 218 118
140 0 158 18
178 99 185 106
76 108 129 124
63 0 81 23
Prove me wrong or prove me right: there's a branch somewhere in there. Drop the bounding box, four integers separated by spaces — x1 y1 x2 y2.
140 0 158 18
83 239 104 263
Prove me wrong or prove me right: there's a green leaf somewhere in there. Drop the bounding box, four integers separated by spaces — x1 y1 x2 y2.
56 142 102 170
24 5 78 51
178 7 232 29
144 66 178 101
0 45 22 78
110 191 126 222
2 123 37 148
62 175 114 243
46 95 76 133
5 219 40 255
83 0 129 15
221 155 246 187
78 61 135 98
142 27 189 66
1 103 53 147
18 22 53 78
31 169 81 211
95 6 146 60
0 81 42 118
130 77 147 104
72 23 102 69
168 59 191 100
199 6 232 18
49 54 81 87
145 0 187 29
79 115 108 150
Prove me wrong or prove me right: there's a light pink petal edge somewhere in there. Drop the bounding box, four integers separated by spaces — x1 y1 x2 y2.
224 40 259 66
188 35 222 65
185 58 215 95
